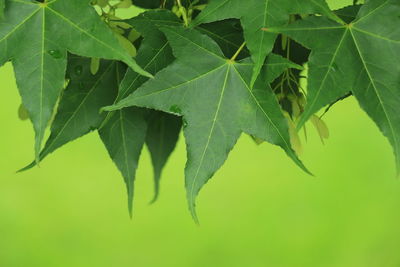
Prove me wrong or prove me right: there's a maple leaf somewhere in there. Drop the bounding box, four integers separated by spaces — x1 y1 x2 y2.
334 4 362 23
104 26 309 220
18 55 123 172
0 0 150 161
19 9 182 214
106 10 247 207
197 19 248 59
270 0 400 173
146 111 182 203
99 10 182 213
192 0 344 87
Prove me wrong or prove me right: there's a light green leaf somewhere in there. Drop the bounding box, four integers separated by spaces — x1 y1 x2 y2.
116 34 137 57
90 57 100 75
0 0 150 161
116 0 132 9
104 26 309 221
192 0 343 87
272 0 400 173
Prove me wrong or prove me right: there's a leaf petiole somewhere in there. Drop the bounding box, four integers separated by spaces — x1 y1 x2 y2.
230 42 246 62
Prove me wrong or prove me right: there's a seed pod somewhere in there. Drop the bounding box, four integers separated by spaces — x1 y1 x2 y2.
284 112 302 155
128 28 141 42
116 34 137 57
310 115 329 144
90 58 100 75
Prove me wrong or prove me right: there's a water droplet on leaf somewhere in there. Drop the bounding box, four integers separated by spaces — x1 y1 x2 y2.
48 50 63 59
74 65 83 76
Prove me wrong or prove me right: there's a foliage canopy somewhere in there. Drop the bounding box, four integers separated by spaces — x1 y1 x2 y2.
1 0 399 220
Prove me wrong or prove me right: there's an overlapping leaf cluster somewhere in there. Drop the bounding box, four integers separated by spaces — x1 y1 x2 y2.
0 0 399 219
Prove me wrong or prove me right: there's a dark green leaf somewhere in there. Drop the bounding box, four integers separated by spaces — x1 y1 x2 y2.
0 0 150 161
197 19 248 59
133 0 205 9
19 56 122 172
146 112 181 203
0 0 5 20
105 26 309 220
99 108 147 217
192 0 343 87
115 10 180 102
334 4 362 23
271 0 400 173
99 10 181 214
133 0 162 9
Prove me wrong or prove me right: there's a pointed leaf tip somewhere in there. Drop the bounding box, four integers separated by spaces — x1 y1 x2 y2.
189 199 200 225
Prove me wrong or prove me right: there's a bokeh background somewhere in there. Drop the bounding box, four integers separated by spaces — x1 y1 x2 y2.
1 0 400 266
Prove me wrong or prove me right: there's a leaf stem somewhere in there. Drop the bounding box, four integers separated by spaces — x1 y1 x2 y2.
230 42 246 61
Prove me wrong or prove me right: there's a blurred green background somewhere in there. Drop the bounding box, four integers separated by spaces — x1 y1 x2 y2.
1 1 400 266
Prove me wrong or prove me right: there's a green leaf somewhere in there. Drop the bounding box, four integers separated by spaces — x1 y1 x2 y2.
19 56 122 172
270 18 355 129
95 0 108 8
116 0 132 9
99 10 181 214
113 10 180 103
0 0 151 161
334 4 362 24
104 26 309 221
271 0 400 173
133 0 207 9
133 0 161 9
197 19 248 59
18 103 30 121
146 111 181 203
99 108 147 217
0 0 4 20
192 0 343 87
